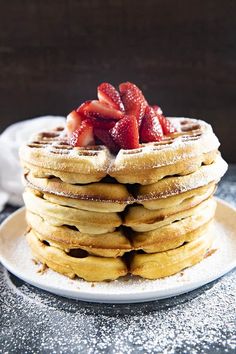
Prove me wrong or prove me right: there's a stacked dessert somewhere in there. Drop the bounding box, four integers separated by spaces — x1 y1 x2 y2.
20 82 227 281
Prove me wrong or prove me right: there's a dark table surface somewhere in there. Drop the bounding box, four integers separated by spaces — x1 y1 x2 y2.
0 165 235 354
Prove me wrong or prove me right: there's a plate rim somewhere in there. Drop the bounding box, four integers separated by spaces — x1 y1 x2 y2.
0 198 236 303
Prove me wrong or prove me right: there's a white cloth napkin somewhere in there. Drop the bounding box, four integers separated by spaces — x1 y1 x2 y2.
0 116 65 212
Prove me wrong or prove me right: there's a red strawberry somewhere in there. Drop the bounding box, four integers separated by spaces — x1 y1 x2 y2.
70 120 94 147
152 105 163 115
76 101 91 118
88 118 116 130
97 83 124 111
119 82 147 126
94 128 118 153
66 110 83 137
110 115 139 150
158 115 176 135
119 82 147 102
79 100 124 120
140 106 163 143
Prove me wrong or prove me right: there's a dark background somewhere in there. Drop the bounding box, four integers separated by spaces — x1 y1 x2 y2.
0 0 235 161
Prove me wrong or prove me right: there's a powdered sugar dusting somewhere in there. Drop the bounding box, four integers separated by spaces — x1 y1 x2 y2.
0 241 235 353
0 197 236 352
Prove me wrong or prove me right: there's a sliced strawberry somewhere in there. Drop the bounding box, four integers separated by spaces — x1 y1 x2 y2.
76 101 92 118
88 118 116 130
79 100 124 120
66 110 83 137
158 115 176 135
94 128 119 153
119 82 147 126
70 120 94 147
119 82 147 101
122 90 146 126
111 115 139 150
97 83 124 111
152 105 163 115
140 106 163 143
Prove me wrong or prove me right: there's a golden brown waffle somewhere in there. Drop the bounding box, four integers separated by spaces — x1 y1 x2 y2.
20 127 112 184
136 153 227 207
23 188 122 234
125 197 216 232
138 182 216 210
24 172 132 212
26 230 128 281
19 118 220 185
130 229 214 279
132 209 214 253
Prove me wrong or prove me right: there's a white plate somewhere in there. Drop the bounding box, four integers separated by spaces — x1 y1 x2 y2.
0 198 236 303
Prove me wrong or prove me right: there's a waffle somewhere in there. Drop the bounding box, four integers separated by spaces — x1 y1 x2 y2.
23 188 122 234
24 172 132 212
125 197 216 232
26 230 128 281
19 128 111 184
19 118 220 185
130 229 214 279
132 205 215 253
136 153 227 208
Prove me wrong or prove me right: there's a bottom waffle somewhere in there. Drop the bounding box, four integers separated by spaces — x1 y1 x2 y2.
26 226 214 282
26 230 128 281
130 229 213 279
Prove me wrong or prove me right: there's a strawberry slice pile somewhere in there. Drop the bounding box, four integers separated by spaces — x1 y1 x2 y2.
66 81 176 152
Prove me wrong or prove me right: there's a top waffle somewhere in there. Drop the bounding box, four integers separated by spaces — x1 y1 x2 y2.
19 117 220 185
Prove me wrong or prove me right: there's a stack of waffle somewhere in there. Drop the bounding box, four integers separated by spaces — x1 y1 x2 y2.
20 118 227 281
